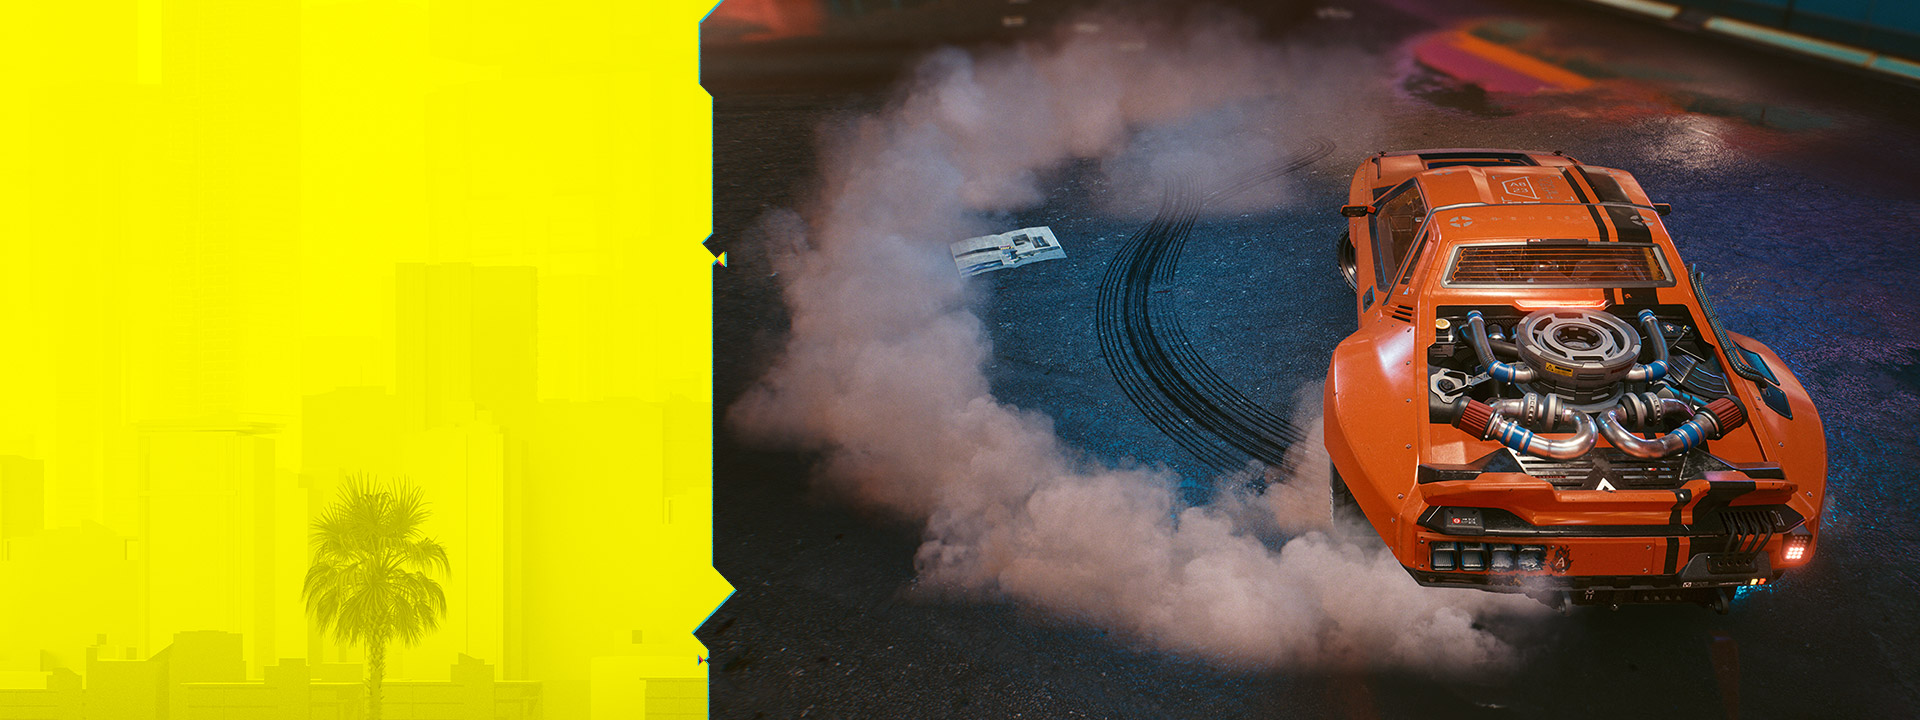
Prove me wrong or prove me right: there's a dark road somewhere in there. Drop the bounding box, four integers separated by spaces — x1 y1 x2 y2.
700 1 1920 717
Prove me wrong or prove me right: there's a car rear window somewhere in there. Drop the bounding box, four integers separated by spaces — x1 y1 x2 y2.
1444 242 1675 288
1419 152 1537 169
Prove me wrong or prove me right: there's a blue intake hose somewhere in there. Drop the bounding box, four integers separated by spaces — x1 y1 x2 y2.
1624 309 1669 382
1466 310 1536 383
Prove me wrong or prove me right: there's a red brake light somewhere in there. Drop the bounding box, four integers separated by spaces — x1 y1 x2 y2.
1784 535 1811 562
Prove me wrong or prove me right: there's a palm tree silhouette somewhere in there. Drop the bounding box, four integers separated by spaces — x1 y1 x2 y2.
303 475 450 720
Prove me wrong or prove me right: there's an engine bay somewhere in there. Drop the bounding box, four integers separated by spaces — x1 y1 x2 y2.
1425 304 1757 488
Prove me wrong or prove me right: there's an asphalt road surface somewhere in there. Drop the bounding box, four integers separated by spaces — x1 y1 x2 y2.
700 1 1920 717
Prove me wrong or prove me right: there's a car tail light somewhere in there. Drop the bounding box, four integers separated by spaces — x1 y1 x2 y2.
1431 542 1457 571
1784 534 1811 563
1459 543 1486 572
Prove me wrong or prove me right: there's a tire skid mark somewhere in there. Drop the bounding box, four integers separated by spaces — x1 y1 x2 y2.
1095 138 1335 475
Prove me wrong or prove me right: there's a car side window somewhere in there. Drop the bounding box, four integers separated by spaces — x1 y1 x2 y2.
1371 181 1427 291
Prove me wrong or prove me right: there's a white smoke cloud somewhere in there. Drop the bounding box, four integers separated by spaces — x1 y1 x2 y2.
730 10 1542 671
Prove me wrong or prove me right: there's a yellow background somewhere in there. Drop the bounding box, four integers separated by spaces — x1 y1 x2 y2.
0 0 730 717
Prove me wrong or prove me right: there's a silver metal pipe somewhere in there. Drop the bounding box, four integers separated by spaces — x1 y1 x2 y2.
1617 392 1692 431
1653 396 1690 416
1487 408 1596 460
1465 310 1496 369
1624 309 1671 382
1488 393 1566 431
1597 406 1724 459
1466 310 1536 383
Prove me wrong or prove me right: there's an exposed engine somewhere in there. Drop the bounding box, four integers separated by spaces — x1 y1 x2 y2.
1511 309 1642 407
1428 305 1748 467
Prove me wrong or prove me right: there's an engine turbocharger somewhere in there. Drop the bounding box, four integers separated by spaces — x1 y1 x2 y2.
1512 308 1641 408
1452 307 1738 461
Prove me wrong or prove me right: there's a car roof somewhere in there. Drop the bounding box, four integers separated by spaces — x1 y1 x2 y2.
1371 148 1579 188
1416 165 1649 208
1410 165 1663 244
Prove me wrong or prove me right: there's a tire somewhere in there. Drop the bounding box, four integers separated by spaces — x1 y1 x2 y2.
1329 461 1368 537
1335 231 1358 291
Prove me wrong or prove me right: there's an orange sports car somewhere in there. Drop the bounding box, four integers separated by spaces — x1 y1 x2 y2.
1324 149 1825 611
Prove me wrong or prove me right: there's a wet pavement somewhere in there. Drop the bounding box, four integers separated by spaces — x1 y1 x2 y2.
701 0 1920 717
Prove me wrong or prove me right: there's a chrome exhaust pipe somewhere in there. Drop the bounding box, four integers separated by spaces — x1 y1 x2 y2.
1597 397 1748 458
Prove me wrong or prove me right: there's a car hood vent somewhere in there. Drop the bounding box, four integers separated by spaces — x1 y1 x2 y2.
1446 242 1672 287
1514 448 1688 490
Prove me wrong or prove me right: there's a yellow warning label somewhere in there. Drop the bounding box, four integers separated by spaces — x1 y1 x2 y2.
1544 362 1576 376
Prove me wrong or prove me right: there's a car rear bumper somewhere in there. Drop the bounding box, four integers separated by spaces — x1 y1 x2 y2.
1396 470 1816 602
1402 509 1811 607
1407 552 1778 607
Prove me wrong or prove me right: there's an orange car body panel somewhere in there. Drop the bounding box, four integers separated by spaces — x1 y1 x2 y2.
1325 149 1826 599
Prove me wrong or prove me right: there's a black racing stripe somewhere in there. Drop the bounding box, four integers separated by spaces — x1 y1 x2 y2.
1669 489 1691 526
1605 205 1653 243
1579 168 1654 242
1578 168 1632 203
1666 489 1689 576
1561 169 1593 203
1561 169 1610 241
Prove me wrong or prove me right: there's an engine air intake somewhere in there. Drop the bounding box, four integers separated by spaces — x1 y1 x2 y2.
1445 242 1672 287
